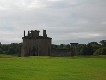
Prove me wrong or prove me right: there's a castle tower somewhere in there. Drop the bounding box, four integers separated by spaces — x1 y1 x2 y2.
21 30 52 57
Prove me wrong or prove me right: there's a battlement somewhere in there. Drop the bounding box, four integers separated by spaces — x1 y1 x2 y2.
23 30 51 39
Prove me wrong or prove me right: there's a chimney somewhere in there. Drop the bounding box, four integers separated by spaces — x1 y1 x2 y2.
28 31 30 36
43 30 47 37
34 30 40 37
24 30 25 37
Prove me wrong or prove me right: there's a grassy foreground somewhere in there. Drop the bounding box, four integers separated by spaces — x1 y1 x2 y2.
0 56 106 80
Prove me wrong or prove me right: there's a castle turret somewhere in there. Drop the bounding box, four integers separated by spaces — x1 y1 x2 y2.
43 30 47 37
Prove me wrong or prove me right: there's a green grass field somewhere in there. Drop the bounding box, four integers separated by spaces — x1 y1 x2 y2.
0 55 106 80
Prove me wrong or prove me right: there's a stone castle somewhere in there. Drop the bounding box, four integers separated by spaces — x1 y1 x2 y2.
21 30 78 57
21 30 52 56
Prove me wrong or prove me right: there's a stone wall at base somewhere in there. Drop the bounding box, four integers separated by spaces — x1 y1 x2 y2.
51 49 71 57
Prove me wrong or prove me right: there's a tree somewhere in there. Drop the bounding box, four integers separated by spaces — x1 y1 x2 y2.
78 44 87 55
94 47 106 55
66 44 70 49
100 40 106 47
59 44 65 49
0 43 22 55
8 43 22 55
86 42 101 55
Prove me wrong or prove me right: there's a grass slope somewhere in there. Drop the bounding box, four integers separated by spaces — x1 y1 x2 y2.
0 56 106 80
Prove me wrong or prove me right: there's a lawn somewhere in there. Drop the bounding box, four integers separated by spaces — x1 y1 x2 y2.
0 55 106 80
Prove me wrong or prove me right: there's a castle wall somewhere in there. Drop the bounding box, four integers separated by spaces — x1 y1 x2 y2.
37 39 51 56
51 49 71 57
21 38 51 56
21 39 29 56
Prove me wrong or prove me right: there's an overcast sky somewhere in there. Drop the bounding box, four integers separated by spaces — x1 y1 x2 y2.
0 0 106 44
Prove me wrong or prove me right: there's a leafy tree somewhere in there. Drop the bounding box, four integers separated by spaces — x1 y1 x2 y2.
94 47 106 55
0 48 3 53
100 40 106 47
0 43 22 56
66 44 70 49
78 44 87 55
86 42 101 55
1 44 9 54
0 42 2 53
60 44 65 49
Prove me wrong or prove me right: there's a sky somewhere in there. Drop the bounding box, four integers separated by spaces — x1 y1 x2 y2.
0 0 106 44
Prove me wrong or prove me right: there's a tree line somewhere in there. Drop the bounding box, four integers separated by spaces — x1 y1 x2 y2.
0 40 106 56
78 40 106 55
0 43 22 56
52 40 106 56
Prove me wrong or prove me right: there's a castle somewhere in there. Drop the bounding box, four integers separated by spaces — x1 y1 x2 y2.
21 30 78 57
21 30 52 56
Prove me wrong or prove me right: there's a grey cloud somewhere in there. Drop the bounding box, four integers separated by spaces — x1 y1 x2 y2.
0 0 106 44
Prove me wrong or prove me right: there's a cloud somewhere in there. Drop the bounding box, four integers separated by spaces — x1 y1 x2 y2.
0 0 106 44
101 22 106 25
48 0 63 2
